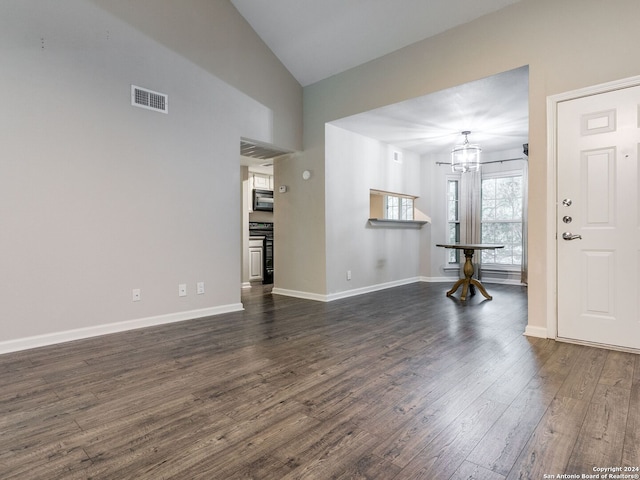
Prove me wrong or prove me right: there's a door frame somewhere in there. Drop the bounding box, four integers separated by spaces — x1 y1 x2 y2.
546 74 640 342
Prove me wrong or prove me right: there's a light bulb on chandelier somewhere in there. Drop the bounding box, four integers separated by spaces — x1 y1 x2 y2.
451 130 481 173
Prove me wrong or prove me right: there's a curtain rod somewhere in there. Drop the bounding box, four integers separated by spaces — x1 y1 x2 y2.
436 157 526 166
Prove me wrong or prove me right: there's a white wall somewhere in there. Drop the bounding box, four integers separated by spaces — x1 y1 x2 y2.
289 0 640 336
0 0 301 352
324 124 424 297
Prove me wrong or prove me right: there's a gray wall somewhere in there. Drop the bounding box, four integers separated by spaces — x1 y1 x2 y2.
0 0 301 350
276 0 640 335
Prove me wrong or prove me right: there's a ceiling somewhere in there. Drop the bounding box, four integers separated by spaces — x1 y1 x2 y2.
232 0 527 159
231 0 522 87
331 66 529 156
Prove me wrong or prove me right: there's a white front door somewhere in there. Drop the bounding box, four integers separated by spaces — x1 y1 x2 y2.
557 84 640 350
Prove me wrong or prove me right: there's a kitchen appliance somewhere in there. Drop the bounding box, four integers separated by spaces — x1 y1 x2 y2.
248 222 273 284
253 189 274 211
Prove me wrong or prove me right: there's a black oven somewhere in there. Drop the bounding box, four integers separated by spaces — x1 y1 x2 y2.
248 222 273 284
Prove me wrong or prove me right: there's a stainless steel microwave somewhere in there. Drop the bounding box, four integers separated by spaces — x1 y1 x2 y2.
253 189 274 211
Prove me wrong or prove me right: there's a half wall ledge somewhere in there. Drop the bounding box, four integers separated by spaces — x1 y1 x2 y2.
367 218 430 229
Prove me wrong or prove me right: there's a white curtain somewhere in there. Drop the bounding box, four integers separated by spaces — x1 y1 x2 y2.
521 160 529 285
460 170 482 278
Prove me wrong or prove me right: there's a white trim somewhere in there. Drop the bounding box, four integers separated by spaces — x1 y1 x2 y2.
546 91 559 341
546 74 640 343
420 276 456 283
0 304 243 355
556 336 640 355
271 288 327 302
272 277 422 302
483 278 526 286
421 274 524 286
524 325 548 339
298 276 524 301
325 277 420 302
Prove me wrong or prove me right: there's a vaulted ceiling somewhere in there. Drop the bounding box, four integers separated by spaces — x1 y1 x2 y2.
232 0 527 158
230 0 522 87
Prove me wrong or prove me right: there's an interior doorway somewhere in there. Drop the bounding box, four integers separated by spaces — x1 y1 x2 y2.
239 139 290 290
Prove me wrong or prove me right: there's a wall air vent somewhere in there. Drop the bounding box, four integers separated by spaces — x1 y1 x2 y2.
131 85 168 114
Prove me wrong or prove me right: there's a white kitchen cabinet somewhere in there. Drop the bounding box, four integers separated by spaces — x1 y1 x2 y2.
252 173 272 189
249 238 264 281
248 173 273 212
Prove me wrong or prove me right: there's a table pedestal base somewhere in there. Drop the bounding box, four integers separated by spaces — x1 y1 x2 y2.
445 249 493 301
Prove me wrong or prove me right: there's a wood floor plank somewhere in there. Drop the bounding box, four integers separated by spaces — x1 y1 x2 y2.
622 382 640 467
371 352 516 468
481 338 559 405
505 395 590 480
466 374 564 476
0 283 637 479
450 461 506 480
270 414 366 468
226 455 294 480
393 395 508 479
467 342 584 476
598 350 636 389
278 427 379 480
565 383 631 473
159 412 319 480
555 345 607 400
2 444 91 480
332 453 402 479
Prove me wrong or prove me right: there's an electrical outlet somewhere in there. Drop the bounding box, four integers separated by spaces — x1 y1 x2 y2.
347 270 352 281
197 282 205 295
178 284 187 297
132 289 141 302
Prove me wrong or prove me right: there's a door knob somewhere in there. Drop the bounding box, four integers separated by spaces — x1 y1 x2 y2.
562 232 582 240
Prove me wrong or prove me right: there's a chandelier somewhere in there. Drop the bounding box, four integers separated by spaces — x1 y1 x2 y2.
451 131 481 173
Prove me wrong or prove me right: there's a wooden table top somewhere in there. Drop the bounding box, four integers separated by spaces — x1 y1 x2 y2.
436 243 504 250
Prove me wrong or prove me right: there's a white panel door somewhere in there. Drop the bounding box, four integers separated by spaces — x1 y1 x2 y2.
557 85 640 350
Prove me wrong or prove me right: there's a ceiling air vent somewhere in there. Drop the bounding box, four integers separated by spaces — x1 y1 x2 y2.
131 85 168 114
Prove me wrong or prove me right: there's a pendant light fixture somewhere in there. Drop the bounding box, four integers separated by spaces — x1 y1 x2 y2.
451 130 481 173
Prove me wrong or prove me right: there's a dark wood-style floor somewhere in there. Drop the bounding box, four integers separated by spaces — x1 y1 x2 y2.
1 282 638 479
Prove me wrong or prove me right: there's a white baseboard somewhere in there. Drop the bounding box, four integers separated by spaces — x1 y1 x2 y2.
273 277 421 302
0 303 244 355
420 276 525 286
524 325 548 339
270 288 327 302
419 276 456 282
326 277 421 302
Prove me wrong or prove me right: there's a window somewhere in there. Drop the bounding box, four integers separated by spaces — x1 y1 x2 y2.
447 179 460 263
370 190 416 221
385 195 414 221
481 173 523 265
